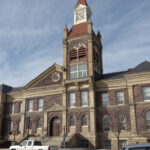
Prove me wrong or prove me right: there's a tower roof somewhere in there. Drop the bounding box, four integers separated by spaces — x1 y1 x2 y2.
75 0 88 8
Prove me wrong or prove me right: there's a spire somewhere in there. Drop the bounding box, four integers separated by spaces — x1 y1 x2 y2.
75 0 88 8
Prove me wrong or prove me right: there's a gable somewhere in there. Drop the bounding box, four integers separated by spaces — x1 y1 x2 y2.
46 103 65 112
23 64 63 90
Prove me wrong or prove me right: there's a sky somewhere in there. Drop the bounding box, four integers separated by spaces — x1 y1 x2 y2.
0 0 150 87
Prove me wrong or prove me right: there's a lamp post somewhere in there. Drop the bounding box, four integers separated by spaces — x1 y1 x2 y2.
63 126 66 148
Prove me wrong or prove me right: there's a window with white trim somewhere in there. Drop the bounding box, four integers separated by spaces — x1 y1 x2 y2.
18 121 21 134
81 91 88 106
82 115 88 126
70 116 75 126
11 104 14 114
70 64 87 79
118 114 126 131
102 93 109 106
70 93 76 107
103 115 110 132
143 87 150 100
28 100 33 112
37 118 43 128
146 111 150 129
38 99 43 111
104 140 111 149
9 121 13 134
119 140 127 149
117 91 124 105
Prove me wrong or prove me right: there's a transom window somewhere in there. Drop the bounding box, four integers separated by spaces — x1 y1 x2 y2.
28 100 33 112
146 111 150 129
70 93 76 107
70 64 87 79
103 115 110 132
38 99 43 111
143 87 150 100
117 92 124 105
70 116 75 126
81 91 88 106
82 115 88 126
102 93 109 106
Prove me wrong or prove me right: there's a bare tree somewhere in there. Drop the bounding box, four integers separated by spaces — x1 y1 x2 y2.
106 105 130 150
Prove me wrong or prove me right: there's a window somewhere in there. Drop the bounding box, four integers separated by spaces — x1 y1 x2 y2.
103 115 110 132
70 65 78 79
143 87 150 100
18 121 21 134
70 93 75 107
102 93 109 106
34 141 42 146
117 92 124 105
9 121 13 134
38 99 43 111
82 115 88 126
70 116 75 126
119 140 127 149
28 141 32 146
81 91 88 106
11 104 14 114
104 140 111 149
119 114 126 131
19 102 22 113
146 111 150 129
70 64 87 79
78 64 87 78
28 100 33 112
20 140 27 146
37 118 43 128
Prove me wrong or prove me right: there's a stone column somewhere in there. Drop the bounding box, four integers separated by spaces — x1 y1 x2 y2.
20 99 26 137
127 86 137 135
88 20 94 77
62 85 67 137
89 81 96 147
44 112 48 135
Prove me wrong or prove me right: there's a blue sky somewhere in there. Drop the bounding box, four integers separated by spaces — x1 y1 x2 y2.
0 0 150 87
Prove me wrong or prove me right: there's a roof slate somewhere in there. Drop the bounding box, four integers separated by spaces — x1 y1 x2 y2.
68 22 88 38
127 61 150 74
75 0 88 8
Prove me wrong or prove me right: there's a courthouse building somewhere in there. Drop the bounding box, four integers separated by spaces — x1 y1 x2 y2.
0 0 150 149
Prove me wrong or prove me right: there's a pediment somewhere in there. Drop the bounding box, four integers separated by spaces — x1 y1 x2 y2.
46 103 65 112
23 64 63 90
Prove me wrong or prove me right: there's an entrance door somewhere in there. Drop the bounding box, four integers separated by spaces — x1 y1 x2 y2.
50 117 61 136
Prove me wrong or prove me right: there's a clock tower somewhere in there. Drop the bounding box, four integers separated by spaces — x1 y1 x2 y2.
63 0 103 81
74 0 92 25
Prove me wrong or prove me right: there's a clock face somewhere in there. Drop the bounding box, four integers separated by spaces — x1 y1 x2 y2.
76 11 84 21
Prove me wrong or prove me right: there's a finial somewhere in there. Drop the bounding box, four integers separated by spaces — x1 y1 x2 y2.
97 30 101 38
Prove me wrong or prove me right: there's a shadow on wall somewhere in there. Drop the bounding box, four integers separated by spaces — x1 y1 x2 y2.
66 133 94 148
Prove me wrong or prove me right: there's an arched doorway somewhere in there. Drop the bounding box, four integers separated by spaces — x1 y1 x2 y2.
50 117 61 136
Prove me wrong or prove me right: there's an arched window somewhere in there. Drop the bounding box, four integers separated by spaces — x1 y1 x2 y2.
37 118 43 128
82 115 88 126
70 116 75 126
103 115 110 132
146 111 150 129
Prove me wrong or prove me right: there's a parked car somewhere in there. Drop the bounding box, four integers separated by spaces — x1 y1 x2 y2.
9 140 58 150
122 143 150 150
